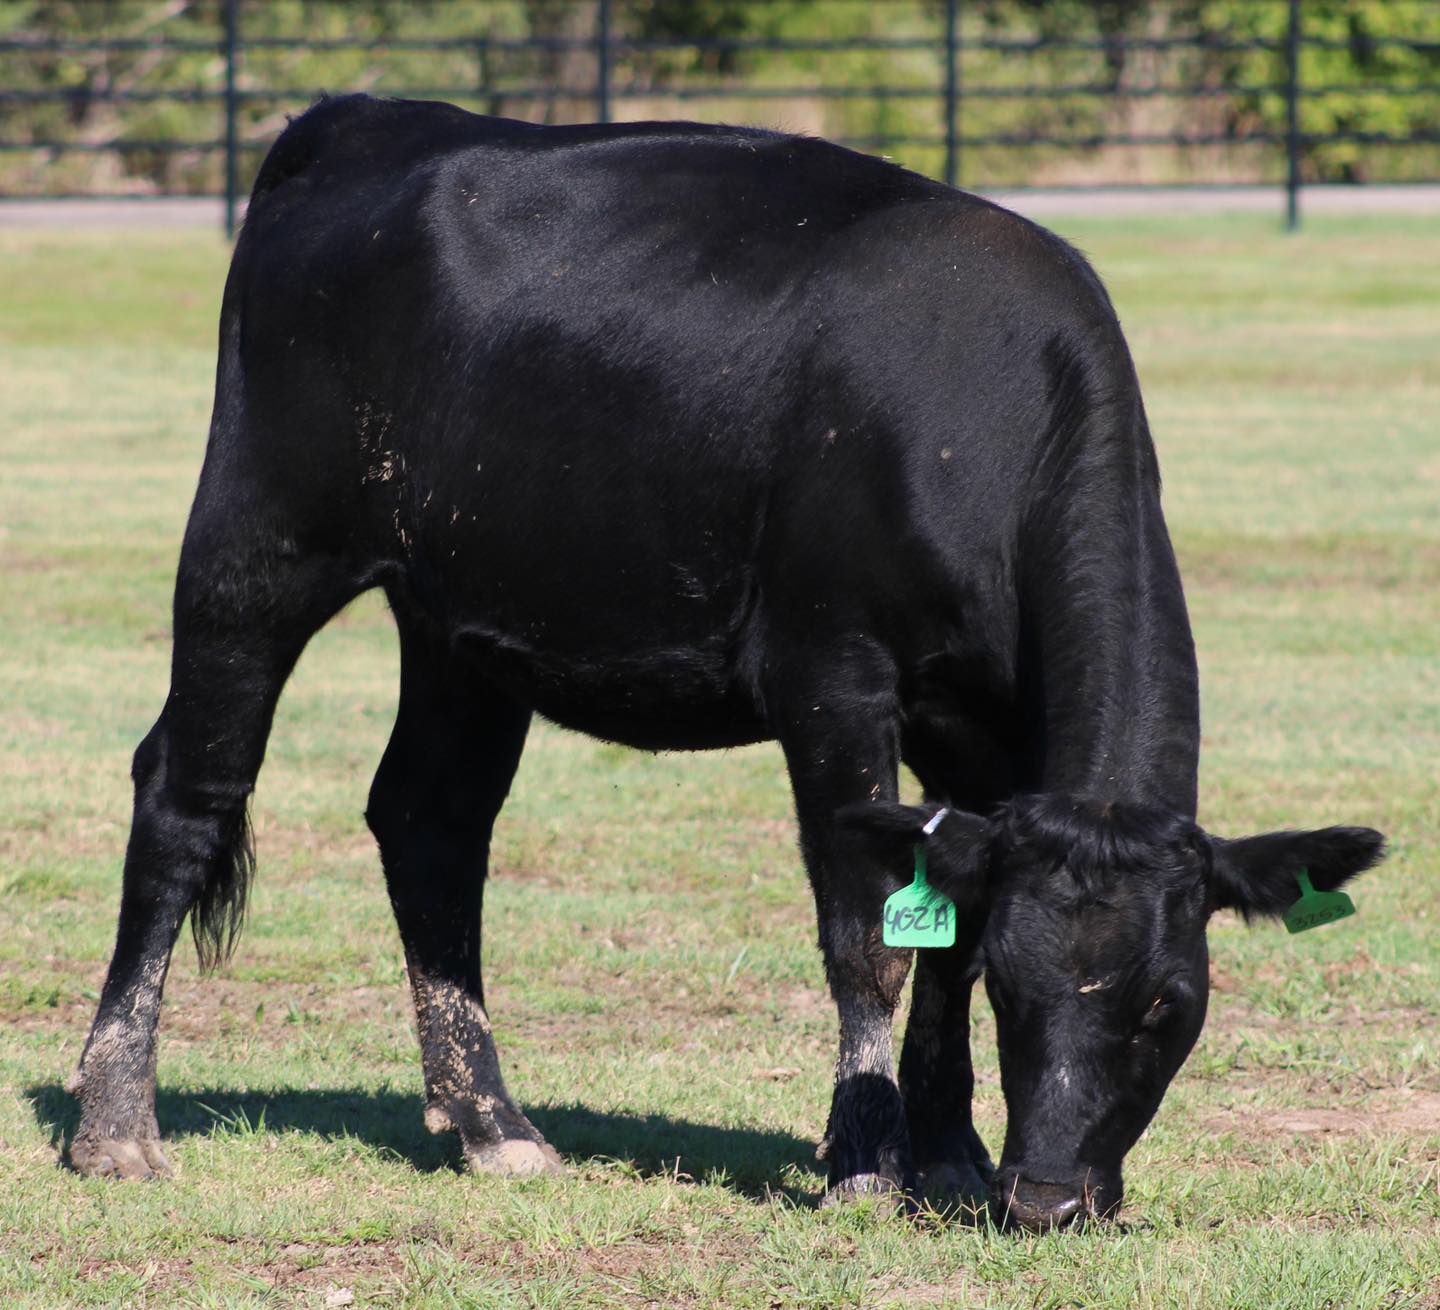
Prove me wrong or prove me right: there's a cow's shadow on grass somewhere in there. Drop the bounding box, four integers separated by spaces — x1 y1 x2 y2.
25 1084 820 1200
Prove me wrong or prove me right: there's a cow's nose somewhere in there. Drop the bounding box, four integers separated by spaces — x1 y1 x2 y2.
996 1176 1089 1232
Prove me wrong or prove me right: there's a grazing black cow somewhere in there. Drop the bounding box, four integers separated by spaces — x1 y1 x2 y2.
70 95 1385 1226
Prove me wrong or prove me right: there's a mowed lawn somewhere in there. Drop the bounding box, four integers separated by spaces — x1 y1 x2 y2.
1 211 1437 1309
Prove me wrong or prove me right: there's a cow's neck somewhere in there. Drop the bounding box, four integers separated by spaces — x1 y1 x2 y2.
1019 430 1200 818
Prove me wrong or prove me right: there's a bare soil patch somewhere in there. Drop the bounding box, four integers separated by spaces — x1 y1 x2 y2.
1205 1089 1440 1141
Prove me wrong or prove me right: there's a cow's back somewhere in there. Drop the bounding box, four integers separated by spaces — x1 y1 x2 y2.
218 96 1146 751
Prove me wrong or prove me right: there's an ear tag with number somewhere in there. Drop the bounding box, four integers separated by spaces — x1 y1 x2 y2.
883 824 957 950
1283 868 1355 934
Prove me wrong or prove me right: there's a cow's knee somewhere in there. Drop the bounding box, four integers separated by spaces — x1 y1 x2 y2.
827 922 913 1037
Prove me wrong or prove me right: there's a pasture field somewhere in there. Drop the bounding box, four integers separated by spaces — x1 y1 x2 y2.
1 212 1437 1309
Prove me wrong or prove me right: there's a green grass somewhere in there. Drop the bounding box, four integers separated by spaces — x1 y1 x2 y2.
2 213 1438 1309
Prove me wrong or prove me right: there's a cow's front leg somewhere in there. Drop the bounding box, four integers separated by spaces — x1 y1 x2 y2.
814 913 915 1207
781 685 915 1208
900 948 994 1214
366 619 562 1178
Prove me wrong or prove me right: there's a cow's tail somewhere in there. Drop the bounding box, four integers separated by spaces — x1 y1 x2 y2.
190 802 256 972
123 711 260 974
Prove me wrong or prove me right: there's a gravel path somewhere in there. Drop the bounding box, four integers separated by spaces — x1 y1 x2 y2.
2 185 1438 230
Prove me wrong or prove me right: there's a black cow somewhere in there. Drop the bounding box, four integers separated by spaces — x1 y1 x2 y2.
70 96 1385 1227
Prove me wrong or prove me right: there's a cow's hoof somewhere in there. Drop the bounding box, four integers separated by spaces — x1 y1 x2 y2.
819 1173 908 1213
917 1160 989 1219
464 1138 566 1178
423 1103 456 1134
70 1135 172 1180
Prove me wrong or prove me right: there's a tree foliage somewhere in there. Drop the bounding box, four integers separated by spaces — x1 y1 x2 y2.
0 0 1435 194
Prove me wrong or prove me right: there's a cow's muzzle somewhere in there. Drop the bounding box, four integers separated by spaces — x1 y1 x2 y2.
992 1169 1120 1232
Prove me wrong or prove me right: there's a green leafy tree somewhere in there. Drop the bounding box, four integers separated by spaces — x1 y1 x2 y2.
0 1 1435 194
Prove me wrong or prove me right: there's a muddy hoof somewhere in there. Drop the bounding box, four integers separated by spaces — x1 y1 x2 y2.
70 1135 172 1180
918 1161 989 1219
464 1138 566 1178
423 1104 456 1135
819 1172 908 1213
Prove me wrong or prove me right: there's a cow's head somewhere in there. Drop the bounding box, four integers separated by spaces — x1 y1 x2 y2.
846 793 1385 1231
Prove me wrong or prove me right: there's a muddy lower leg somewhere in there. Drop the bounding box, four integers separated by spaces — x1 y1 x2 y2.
68 726 198 1177
404 963 560 1175
367 620 559 1176
72 547 351 1177
816 931 915 1205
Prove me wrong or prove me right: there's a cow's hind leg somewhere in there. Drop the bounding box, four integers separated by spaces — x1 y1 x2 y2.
70 530 358 1178
366 613 560 1177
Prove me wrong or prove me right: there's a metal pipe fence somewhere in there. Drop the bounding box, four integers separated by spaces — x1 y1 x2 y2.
2 0 1438 236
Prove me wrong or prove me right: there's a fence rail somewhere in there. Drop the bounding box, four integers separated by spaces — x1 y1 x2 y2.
3 0 1438 235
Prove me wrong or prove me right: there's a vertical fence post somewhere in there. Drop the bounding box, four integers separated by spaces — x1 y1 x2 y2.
943 0 960 188
1284 0 1302 231
223 0 240 238
596 0 612 123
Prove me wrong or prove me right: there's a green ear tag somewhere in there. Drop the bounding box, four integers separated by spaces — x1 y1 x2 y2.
883 846 957 949
1283 868 1356 935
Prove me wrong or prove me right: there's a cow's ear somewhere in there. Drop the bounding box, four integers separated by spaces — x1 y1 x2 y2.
836 799 944 846
837 801 993 905
1209 825 1386 919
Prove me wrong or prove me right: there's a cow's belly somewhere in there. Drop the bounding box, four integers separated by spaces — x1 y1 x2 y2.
408 522 766 748
450 607 769 750
381 440 776 747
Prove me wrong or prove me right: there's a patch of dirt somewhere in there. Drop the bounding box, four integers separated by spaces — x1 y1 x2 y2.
256 1230 763 1304
10 971 414 1057
775 984 832 1021
1181 535 1440 593
69 1240 413 1301
874 1277 976 1308
249 1241 412 1296
1205 955 1437 1039
165 978 409 1041
1205 1089 1440 1141
752 1066 803 1083
65 1257 200 1301
0 551 70 574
